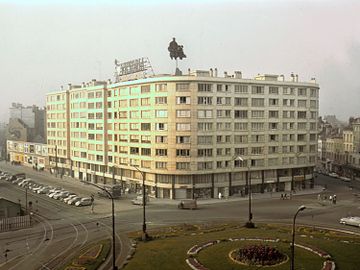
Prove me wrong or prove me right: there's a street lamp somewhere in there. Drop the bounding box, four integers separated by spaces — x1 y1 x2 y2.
130 164 149 241
81 181 117 270
291 205 306 270
233 155 254 228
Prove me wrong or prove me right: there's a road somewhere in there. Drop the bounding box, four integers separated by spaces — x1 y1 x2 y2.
1 162 360 270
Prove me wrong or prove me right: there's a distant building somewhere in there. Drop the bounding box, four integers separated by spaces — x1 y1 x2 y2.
7 103 46 144
7 140 48 170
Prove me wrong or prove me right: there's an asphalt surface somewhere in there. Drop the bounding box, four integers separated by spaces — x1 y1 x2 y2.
0 162 360 270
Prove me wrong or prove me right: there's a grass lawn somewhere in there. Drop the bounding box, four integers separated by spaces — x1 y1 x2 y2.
124 223 360 270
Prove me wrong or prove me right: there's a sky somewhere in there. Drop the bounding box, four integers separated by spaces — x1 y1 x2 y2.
0 0 359 122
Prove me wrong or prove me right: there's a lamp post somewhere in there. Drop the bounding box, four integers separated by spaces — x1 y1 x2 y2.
291 205 306 270
130 165 149 241
54 145 58 177
81 181 117 270
233 155 254 228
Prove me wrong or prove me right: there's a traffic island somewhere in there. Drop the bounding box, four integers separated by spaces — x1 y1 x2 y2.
123 222 360 270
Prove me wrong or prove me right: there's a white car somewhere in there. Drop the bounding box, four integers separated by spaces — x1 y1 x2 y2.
48 190 63 198
340 217 360 227
68 197 82 205
329 172 339 178
64 194 77 203
75 198 92 207
340 176 351 182
38 187 51 194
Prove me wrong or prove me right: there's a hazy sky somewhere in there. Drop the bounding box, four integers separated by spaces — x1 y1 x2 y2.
0 0 359 122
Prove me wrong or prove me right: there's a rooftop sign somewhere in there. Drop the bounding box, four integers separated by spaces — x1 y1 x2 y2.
114 57 154 82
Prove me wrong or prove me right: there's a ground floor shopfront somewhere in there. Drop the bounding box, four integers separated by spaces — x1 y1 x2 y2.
55 159 315 199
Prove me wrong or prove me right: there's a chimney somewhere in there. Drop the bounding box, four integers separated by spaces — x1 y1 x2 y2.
310 77 316 83
210 68 213 77
278 75 285 81
224 71 228 77
82 82 86 87
290 73 295 82
214 68 218 77
68 83 72 90
234 71 242 79
107 79 112 84
295 74 299 82
60 85 64 91
188 68 191 75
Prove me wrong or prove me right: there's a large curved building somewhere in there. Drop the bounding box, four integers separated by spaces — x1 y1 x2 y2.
46 70 319 199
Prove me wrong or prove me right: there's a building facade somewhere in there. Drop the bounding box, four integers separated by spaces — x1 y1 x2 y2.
46 71 319 199
7 140 48 170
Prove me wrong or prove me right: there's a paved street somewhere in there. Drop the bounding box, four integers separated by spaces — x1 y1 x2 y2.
1 162 360 270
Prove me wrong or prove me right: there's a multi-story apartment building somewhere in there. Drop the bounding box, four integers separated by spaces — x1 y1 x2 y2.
46 70 319 199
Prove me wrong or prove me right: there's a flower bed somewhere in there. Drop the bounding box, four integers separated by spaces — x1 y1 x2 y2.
230 244 287 266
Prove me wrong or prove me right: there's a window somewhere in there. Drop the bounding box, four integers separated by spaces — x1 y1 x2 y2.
141 123 151 131
141 98 150 106
197 110 213 118
251 147 263 155
119 99 127 107
176 110 191 118
176 83 190 92
155 84 167 92
176 136 190 143
141 110 151 118
298 123 307 130
298 88 307 96
155 149 168 156
234 84 248 93
234 122 248 130
176 149 190 156
141 135 151 143
198 149 213 157
155 136 167 143
298 111 307 119
269 123 278 130
269 111 279 118
141 85 150 93
251 110 264 118
234 135 248 143
141 148 151 156
234 110 248 119
310 100 317 108
156 110 168 118
234 98 248 106
176 162 190 170
198 83 212 92
269 99 278 106
310 88 317 97
269 87 279 94
251 86 264 94
130 147 139 155
176 96 190 104
155 162 167 169
198 97 212 105
130 111 139 119
176 123 191 131
155 97 168 104
268 146 278 154
198 136 212 144
252 135 264 143
130 135 139 142
198 122 213 131
251 98 264 107
155 123 168 131
251 122 264 131
234 147 247 155
298 100 307 107
130 123 139 130
269 134 278 142
130 99 138 107
197 162 213 170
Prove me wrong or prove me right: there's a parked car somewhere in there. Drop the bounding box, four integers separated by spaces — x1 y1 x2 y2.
68 196 82 205
340 217 360 227
38 187 51 194
75 197 92 207
64 194 78 203
178 199 198 210
329 172 339 178
48 190 64 198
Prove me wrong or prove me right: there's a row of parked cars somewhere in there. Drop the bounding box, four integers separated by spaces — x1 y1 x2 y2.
0 171 93 207
315 169 351 182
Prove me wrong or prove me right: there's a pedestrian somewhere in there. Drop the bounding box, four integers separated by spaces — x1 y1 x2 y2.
333 194 337 204
318 194 321 201
289 192 292 200
281 193 283 200
218 192 222 200
329 195 333 203
284 193 287 199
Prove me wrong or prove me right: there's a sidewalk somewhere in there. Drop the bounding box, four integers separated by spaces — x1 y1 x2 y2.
149 185 325 206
